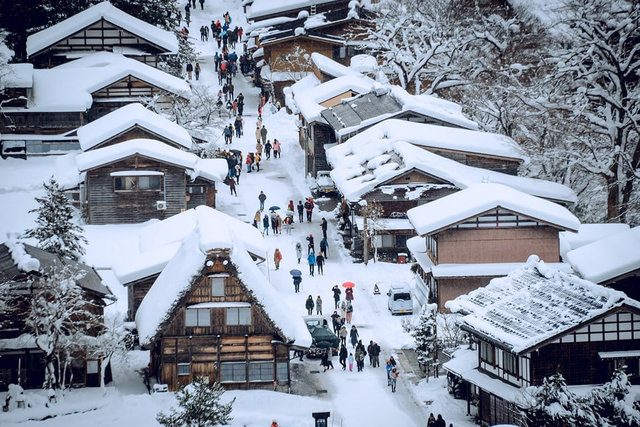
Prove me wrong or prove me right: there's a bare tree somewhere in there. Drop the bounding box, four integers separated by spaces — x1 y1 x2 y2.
360 199 385 265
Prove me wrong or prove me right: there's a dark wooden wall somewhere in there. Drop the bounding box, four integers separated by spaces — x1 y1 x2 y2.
85 156 186 224
89 126 187 151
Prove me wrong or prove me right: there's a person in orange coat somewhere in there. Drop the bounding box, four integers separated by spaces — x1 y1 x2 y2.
273 248 282 270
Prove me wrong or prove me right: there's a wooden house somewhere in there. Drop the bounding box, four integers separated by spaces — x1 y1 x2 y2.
406 183 580 311
443 256 640 426
135 207 311 391
326 124 573 261
1 52 190 156
288 54 480 177
251 7 371 104
566 226 640 302
26 1 178 69
246 0 351 22
58 139 227 224
0 238 114 391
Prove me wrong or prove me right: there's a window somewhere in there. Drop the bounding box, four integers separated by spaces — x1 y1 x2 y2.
503 352 517 375
114 175 161 192
373 234 394 248
395 235 408 248
211 277 225 296
480 341 495 365
86 360 99 374
276 362 288 382
177 363 190 375
248 362 273 382
185 308 211 327
220 362 246 382
187 185 206 194
226 307 251 325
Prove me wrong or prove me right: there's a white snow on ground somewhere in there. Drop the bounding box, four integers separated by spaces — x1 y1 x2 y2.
0 1 479 426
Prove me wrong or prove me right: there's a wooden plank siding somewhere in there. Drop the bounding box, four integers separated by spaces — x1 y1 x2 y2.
0 111 85 134
149 252 293 391
436 276 497 313
435 226 561 264
85 156 187 224
126 275 159 321
30 19 163 69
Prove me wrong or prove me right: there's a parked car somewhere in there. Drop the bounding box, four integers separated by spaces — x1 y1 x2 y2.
303 315 340 358
315 171 337 196
385 282 413 315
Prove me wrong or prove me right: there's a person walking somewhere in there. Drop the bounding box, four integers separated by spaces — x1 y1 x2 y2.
295 241 302 264
260 125 268 144
253 210 261 229
345 287 354 301
271 420 279 427
321 217 328 239
229 176 237 196
305 295 314 315
234 163 241 184
258 190 266 210
339 325 348 347
367 340 374 366
265 140 272 159
434 414 446 427
349 325 359 349
297 200 304 223
315 295 323 315
320 237 329 258
262 214 269 236
306 234 315 254
339 345 348 370
292 275 302 293
186 62 193 80
316 251 325 275
273 139 281 158
255 152 261 172
304 198 314 222
254 125 261 144
348 352 354 372
284 215 292 234
390 367 398 392
371 341 381 368
346 300 353 324
307 250 316 276
427 414 437 427
273 248 282 270
331 310 341 334
355 344 366 372
332 285 341 309
245 153 252 173
340 299 347 320
195 62 201 80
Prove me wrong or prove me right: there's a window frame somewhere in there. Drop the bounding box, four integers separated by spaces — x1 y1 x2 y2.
113 175 162 192
177 363 190 376
480 341 495 366
226 307 251 325
502 351 517 376
220 362 246 383
185 308 211 327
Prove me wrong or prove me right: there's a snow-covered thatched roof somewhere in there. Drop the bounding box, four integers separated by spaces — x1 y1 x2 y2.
55 139 227 189
77 103 193 151
446 255 640 353
327 135 574 204
6 52 190 113
134 206 312 348
0 234 112 297
565 226 640 284
27 1 178 58
407 183 580 236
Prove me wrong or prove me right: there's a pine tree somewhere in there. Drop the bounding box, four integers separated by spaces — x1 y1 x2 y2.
24 177 87 261
412 304 437 368
157 377 235 427
586 369 640 427
523 372 596 427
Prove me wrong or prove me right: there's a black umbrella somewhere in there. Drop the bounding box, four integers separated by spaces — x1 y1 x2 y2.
290 269 302 277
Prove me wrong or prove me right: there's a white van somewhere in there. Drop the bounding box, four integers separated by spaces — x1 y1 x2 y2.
386 282 413 315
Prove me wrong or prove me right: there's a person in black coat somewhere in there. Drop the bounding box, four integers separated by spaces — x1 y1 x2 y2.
339 345 348 370
434 414 446 427
305 295 314 315
297 200 304 222
293 276 302 293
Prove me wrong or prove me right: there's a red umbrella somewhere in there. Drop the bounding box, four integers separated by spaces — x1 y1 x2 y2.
342 282 355 288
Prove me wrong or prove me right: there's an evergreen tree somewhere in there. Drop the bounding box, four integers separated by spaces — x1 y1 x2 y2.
159 30 197 78
586 368 640 427
523 372 596 427
24 177 87 261
412 304 437 368
157 377 235 427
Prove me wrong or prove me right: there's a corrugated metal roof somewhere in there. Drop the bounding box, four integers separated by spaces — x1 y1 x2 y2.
321 92 402 130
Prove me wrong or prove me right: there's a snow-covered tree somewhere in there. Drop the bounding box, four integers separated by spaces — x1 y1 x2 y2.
412 304 437 370
538 0 640 224
522 372 597 427
87 313 129 394
585 368 640 427
359 199 385 265
24 177 87 261
159 30 198 78
157 377 235 427
25 265 102 389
